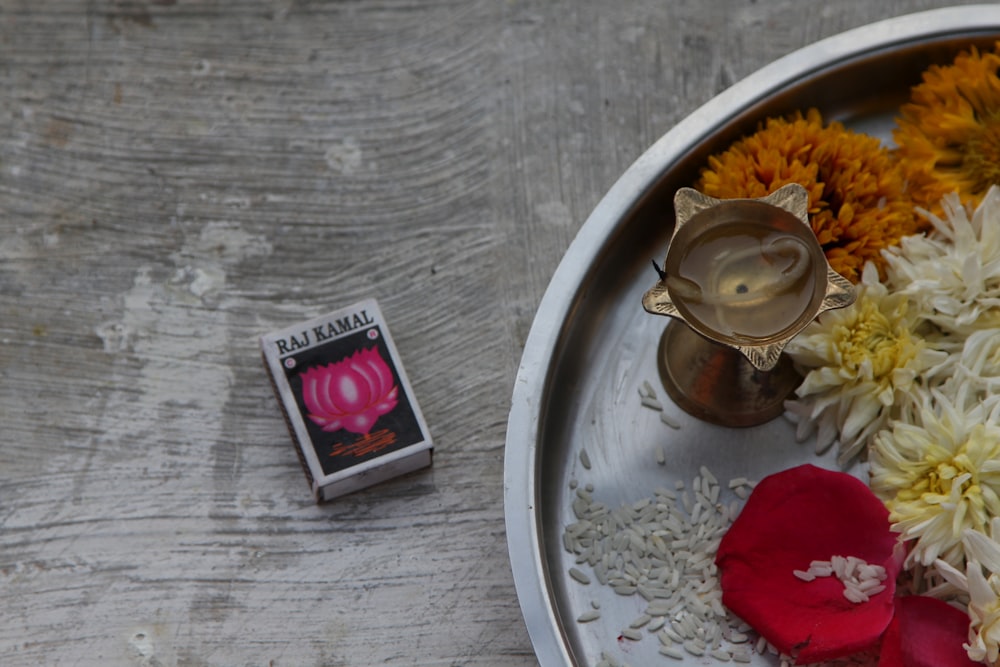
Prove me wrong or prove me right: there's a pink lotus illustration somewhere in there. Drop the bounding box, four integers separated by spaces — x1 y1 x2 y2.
300 347 398 435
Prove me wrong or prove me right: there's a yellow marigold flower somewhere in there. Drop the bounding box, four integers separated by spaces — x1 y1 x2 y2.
696 108 922 283
870 391 1000 568
894 41 1000 212
783 264 945 466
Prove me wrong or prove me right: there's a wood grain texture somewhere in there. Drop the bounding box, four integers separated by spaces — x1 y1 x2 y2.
0 0 985 665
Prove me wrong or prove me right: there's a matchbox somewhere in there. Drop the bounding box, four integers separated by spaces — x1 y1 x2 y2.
260 299 433 502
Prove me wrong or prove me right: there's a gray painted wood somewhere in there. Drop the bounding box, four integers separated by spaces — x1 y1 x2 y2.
0 1 983 665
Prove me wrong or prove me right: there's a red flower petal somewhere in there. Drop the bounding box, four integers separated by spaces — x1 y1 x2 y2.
716 464 902 663
878 596 977 667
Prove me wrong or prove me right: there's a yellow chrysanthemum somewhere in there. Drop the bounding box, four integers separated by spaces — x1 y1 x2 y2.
870 392 1000 568
696 108 922 283
894 41 1000 212
783 264 945 466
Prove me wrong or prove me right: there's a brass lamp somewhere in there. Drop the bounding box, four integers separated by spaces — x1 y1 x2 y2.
642 183 856 427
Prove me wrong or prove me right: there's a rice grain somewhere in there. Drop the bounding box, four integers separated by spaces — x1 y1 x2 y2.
683 639 705 656
710 648 732 661
641 396 664 411
659 412 681 429
629 614 651 629
659 646 684 659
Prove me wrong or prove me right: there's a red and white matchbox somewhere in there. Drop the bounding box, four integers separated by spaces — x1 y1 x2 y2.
260 299 433 502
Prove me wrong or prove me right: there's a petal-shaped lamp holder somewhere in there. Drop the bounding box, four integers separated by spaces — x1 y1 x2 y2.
642 183 855 427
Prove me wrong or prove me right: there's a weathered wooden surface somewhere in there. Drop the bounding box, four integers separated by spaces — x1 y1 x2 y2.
0 1 984 665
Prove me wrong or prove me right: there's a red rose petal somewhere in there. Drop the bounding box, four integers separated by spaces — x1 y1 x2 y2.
878 608 904 667
716 464 902 663
878 596 977 667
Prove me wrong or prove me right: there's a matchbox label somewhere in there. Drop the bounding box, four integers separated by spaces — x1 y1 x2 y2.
272 309 376 357
279 324 425 476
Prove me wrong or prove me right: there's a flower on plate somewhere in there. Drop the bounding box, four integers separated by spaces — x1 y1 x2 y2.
696 108 921 282
893 41 1000 213
870 390 1000 569
934 519 1000 665
930 327 1000 418
716 464 903 664
883 187 1000 337
783 263 946 466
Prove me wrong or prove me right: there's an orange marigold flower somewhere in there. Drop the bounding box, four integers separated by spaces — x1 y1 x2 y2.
696 109 921 283
894 41 1000 212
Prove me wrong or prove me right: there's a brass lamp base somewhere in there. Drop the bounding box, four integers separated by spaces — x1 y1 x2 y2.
656 319 802 428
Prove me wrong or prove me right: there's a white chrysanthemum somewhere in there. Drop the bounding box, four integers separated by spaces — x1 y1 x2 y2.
783 263 946 465
934 519 1000 665
870 390 1000 568
932 327 1000 416
883 185 1000 335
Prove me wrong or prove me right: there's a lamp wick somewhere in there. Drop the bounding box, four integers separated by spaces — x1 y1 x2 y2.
651 259 667 281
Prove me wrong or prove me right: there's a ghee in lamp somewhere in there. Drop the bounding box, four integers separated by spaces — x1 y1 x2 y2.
661 200 827 344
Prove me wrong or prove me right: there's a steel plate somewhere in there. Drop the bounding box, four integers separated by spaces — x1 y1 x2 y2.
504 7 1000 667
